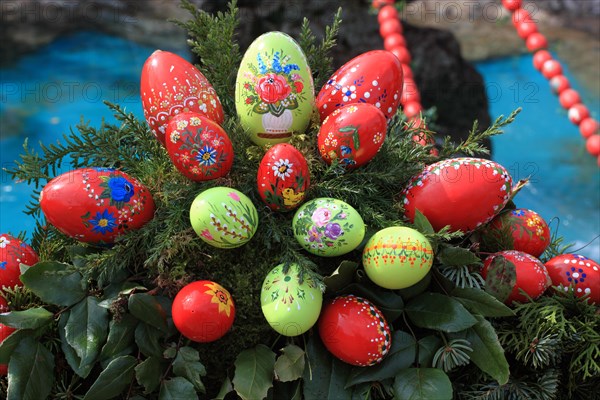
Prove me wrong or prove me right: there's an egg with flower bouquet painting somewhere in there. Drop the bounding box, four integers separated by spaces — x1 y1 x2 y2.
39 168 155 244
165 112 234 182
0 234 38 290
318 103 387 169
257 143 309 211
316 50 403 121
545 254 599 304
235 31 314 146
292 198 365 257
141 50 224 146
190 187 259 248
260 263 323 336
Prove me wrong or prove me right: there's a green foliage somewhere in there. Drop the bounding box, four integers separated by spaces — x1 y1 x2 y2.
232 344 276 400
6 337 55 400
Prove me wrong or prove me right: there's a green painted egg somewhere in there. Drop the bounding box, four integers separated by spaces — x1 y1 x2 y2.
363 227 434 289
235 31 314 146
292 198 365 257
261 263 323 336
190 187 259 248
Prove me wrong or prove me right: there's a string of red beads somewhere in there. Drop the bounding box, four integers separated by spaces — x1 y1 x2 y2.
502 0 599 165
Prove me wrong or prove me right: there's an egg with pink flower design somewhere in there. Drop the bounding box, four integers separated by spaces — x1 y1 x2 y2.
292 198 365 257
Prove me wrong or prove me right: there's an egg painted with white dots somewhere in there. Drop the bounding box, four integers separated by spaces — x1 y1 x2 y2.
545 254 599 304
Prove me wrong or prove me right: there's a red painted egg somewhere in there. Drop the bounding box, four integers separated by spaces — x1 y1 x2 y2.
580 118 599 139
384 33 406 50
318 295 392 366
401 158 513 233
545 254 600 304
516 20 537 39
481 209 550 257
482 250 551 304
549 75 570 94
257 143 310 211
378 5 398 24
141 50 224 146
317 50 403 120
318 103 387 169
390 46 412 65
165 113 234 181
0 234 39 290
526 33 548 52
568 104 590 126
502 0 522 11
532 50 552 71
541 60 562 79
172 280 235 342
0 322 16 375
40 168 155 244
559 89 581 109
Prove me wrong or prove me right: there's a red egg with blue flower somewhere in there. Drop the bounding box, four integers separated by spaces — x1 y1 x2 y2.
40 168 155 244
545 254 599 304
0 234 38 290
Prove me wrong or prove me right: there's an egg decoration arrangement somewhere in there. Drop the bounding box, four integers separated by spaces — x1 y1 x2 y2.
235 31 315 146
0 234 38 290
172 280 235 342
260 263 323 336
141 50 224 145
40 168 156 244
318 295 392 366
545 254 599 304
257 143 310 211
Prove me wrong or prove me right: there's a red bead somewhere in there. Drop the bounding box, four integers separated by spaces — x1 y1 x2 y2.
401 64 414 80
512 8 532 26
384 33 406 50
526 33 548 52
401 78 420 104
532 50 552 71
559 89 581 109
549 75 570 94
568 104 590 126
378 5 398 24
586 134 600 157
541 60 562 79
390 46 412 64
403 101 423 118
580 118 599 139
516 20 538 39
379 18 402 38
503 0 522 11
373 0 394 8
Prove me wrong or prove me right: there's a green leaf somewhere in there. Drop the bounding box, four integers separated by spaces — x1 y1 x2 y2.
135 356 164 394
128 293 168 332
393 368 452 400
0 329 31 364
159 377 198 400
173 346 206 393
99 314 138 362
413 209 434 235
323 261 358 292
6 337 54 400
135 322 165 358
20 261 86 306
65 296 109 366
451 287 515 317
464 315 509 385
303 334 352 400
405 293 477 332
397 272 432 301
437 246 481 267
67 245 100 268
484 255 517 303
233 344 276 400
274 344 306 382
215 377 233 400
417 335 443 367
346 330 416 387
340 282 404 322
83 355 137 400
0 307 53 329
59 312 93 378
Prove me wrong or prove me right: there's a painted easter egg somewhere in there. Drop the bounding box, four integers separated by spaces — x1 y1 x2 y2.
317 103 387 169
141 50 224 146
482 250 551 304
363 227 434 289
235 31 314 146
172 280 235 342
40 168 155 244
480 209 550 258
545 254 599 304
260 263 323 336
0 234 38 290
165 112 234 181
189 187 258 248
257 143 310 211
0 321 16 375
316 50 403 121
401 158 513 233
318 295 392 366
292 198 365 257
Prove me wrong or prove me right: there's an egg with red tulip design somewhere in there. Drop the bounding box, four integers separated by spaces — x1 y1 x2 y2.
545 254 599 304
40 168 155 244
141 50 224 146
257 143 309 211
317 50 403 121
318 295 392 366
0 234 38 290
318 103 387 169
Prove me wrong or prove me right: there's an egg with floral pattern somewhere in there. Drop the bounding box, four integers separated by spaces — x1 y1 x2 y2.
165 112 234 182
292 198 365 257
318 295 392 366
257 143 309 211
260 263 323 336
141 50 224 146
401 158 513 233
0 234 38 290
236 31 315 146
316 50 403 121
318 103 387 169
482 250 551 304
190 187 259 248
545 254 599 304
172 280 235 342
40 168 155 244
